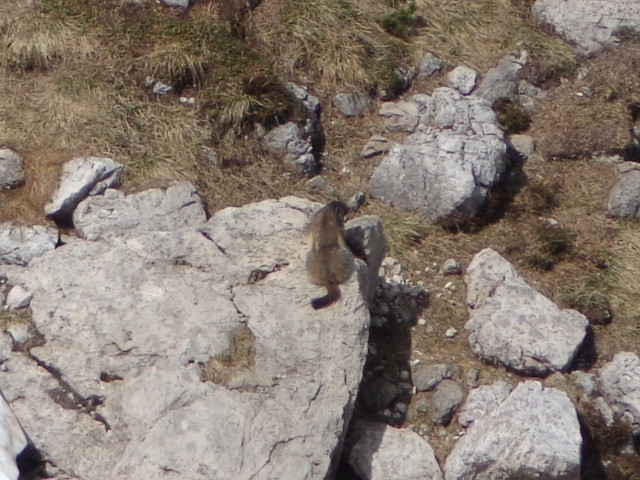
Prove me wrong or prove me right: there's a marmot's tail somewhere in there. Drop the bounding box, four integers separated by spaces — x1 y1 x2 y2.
311 283 341 310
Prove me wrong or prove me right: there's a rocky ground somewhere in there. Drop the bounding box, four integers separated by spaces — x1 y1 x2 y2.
2 0 640 479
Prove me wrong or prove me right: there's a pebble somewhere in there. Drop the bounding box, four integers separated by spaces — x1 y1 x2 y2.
445 327 458 338
418 318 427 326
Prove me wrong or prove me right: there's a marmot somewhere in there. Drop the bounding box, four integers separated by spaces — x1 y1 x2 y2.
306 201 355 310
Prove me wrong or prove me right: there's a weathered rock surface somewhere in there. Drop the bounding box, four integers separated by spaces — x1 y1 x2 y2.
5 285 31 310
0 224 58 266
44 156 123 222
417 52 444 78
412 363 457 392
465 248 588 375
445 381 582 480
346 420 443 480
0 148 24 190
532 0 640 55
428 379 465 425
370 88 507 224
264 122 317 176
0 367 28 480
458 381 513 428
446 66 477 95
333 92 372 117
362 136 392 159
379 101 419 133
73 182 207 240
0 196 380 479
598 352 640 433
606 162 640 219
507 134 535 159
474 50 528 104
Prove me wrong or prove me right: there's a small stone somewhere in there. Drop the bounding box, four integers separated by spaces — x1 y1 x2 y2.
428 380 465 426
6 285 32 310
465 368 480 388
306 175 330 192
508 134 535 158
441 258 462 275
332 92 372 117
444 281 455 291
445 327 458 338
160 0 189 8
447 66 477 95
152 81 174 95
346 192 366 212
379 101 419 133
6 323 31 350
0 148 25 190
412 363 457 392
400 370 410 381
362 135 392 159
418 318 427 326
417 52 444 78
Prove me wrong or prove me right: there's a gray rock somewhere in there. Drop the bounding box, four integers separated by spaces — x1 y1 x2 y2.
458 381 513 428
346 192 366 212
447 66 477 95
474 50 528 103
346 420 443 480
598 352 640 433
5 285 32 310
344 215 387 302
370 88 507 224
151 81 173 95
362 136 392 159
379 101 419 133
264 122 317 176
333 92 372 117
465 368 480 388
445 381 582 480
508 134 535 158
286 83 321 115
428 379 465 425
159 0 189 8
571 371 597 397
417 52 444 78
412 363 457 392
0 148 24 190
607 164 640 219
1 196 381 479
73 182 207 241
441 258 462 275
0 383 28 480
465 249 588 375
306 175 333 194
533 0 640 55
0 223 58 266
44 156 123 222
517 81 548 112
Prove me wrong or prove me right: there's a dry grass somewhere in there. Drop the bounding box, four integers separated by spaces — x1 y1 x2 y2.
202 324 256 385
532 41 640 159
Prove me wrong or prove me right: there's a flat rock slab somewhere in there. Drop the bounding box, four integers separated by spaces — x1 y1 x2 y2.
73 182 207 240
370 88 506 224
347 420 443 480
0 148 24 190
379 101 419 133
598 352 640 433
0 223 58 266
465 248 588 375
445 381 582 480
1 196 378 480
44 156 123 222
533 0 640 55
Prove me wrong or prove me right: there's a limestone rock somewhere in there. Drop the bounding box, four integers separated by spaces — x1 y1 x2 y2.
0 382 28 480
465 248 588 375
370 88 506 224
445 381 582 480
5 285 32 310
362 136 392 159
264 122 317 176
606 163 640 219
412 363 457 392
0 224 58 266
428 379 465 425
333 92 372 117
44 156 123 223
533 0 640 55
346 420 443 480
598 352 640 433
0 149 24 190
379 101 419 133
417 52 444 78
474 50 528 103
458 381 513 428
1 196 381 479
507 134 535 159
447 66 477 95
73 182 207 241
